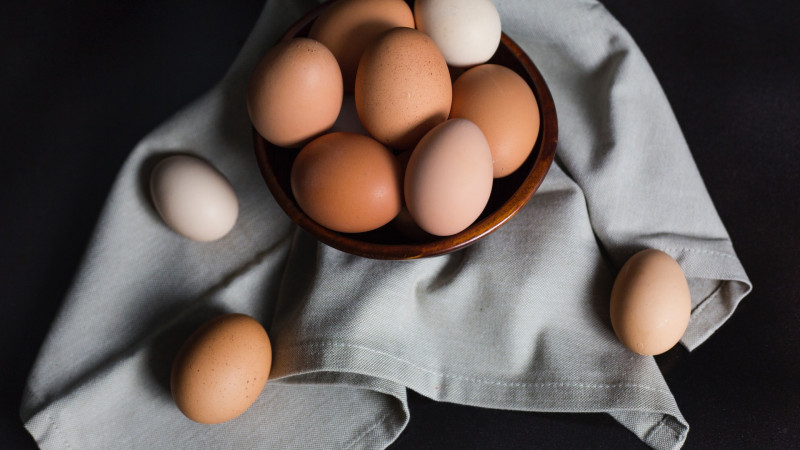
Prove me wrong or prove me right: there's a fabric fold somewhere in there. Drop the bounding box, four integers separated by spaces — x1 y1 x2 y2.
22 1 750 449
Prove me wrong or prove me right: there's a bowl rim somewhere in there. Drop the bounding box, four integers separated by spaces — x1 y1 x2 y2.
253 3 558 260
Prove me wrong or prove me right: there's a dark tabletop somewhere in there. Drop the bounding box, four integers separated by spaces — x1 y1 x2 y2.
2 1 798 448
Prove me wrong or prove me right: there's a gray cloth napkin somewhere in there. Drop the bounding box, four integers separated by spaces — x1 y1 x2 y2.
21 0 752 449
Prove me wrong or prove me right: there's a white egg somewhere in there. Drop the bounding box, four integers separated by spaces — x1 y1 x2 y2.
150 155 238 242
414 0 502 68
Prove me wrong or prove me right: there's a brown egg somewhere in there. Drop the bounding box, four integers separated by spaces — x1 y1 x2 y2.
171 314 272 424
247 38 343 148
450 64 540 178
291 132 402 233
610 249 692 356
308 0 415 93
404 119 493 236
355 27 452 151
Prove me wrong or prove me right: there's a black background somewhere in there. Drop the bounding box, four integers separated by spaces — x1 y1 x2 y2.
2 1 798 448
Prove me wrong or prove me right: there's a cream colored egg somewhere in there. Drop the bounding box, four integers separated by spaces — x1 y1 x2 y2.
150 155 238 242
414 0 502 68
450 64 540 178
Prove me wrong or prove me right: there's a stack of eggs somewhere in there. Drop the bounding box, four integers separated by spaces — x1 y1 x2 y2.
247 0 540 237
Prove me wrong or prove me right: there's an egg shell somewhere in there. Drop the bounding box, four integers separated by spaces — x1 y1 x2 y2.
355 27 452 151
450 63 540 178
171 314 272 424
149 155 238 242
404 118 493 236
291 132 402 233
308 0 415 93
610 249 692 356
414 0 502 68
247 38 343 148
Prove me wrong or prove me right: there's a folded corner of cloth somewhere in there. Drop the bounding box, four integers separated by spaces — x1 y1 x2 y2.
21 1 751 449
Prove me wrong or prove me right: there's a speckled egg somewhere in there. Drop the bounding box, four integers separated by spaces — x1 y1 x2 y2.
355 27 452 151
309 0 415 92
171 314 272 424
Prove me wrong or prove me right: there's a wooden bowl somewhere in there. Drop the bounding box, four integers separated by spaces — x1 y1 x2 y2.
253 1 558 260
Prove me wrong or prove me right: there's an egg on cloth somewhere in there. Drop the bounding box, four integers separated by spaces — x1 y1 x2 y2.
355 27 452 151
414 0 502 68
308 0 415 92
149 154 238 242
404 118 493 236
610 249 692 356
291 131 403 233
247 37 343 148
450 63 540 178
171 314 272 424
